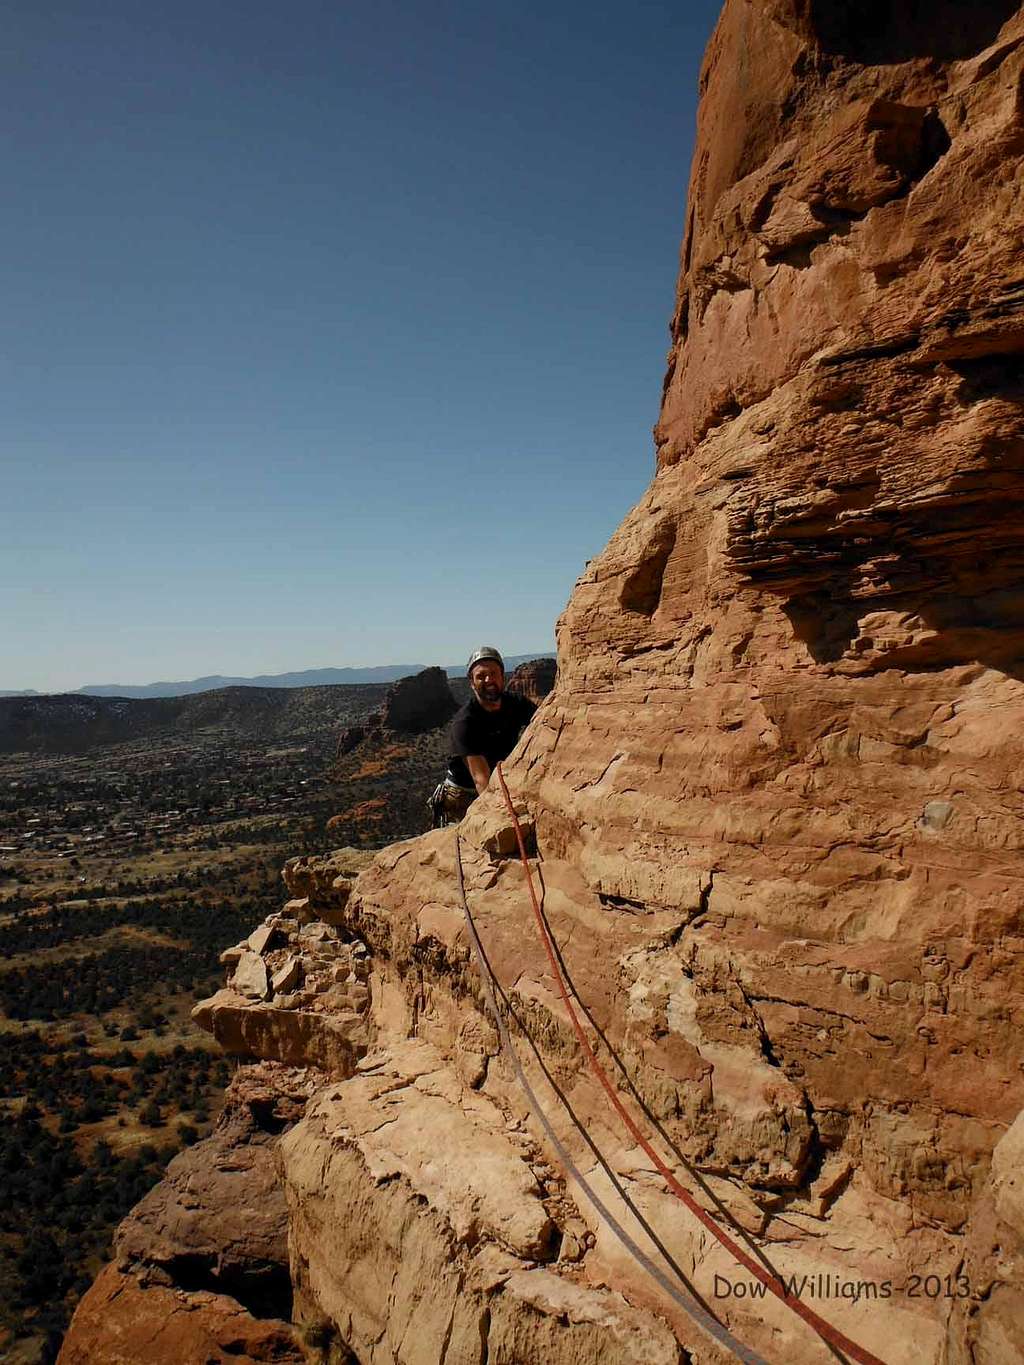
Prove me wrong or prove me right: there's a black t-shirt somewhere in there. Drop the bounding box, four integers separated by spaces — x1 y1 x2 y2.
448 692 537 788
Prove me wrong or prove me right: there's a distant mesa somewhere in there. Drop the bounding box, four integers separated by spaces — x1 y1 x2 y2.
505 656 557 705
336 668 459 758
380 667 460 734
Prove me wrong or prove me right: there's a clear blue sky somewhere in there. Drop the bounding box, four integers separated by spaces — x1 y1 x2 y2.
3 0 721 692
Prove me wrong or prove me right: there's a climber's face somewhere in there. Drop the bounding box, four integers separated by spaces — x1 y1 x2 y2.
470 661 504 707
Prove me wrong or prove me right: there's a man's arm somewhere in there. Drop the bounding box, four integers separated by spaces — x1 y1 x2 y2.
465 755 491 795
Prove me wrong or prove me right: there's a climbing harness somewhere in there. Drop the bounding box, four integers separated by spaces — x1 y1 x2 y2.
428 776 476 829
487 762 887 1365
454 832 769 1365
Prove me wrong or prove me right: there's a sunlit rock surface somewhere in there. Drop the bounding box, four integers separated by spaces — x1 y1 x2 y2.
62 4 1024 1362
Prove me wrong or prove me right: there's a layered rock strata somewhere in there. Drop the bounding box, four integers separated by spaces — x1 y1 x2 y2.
514 2 1024 1354
62 3 1024 1362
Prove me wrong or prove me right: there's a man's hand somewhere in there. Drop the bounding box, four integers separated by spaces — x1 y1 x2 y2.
465 755 491 796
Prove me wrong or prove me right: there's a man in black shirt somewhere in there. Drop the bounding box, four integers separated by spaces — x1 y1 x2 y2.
429 646 537 826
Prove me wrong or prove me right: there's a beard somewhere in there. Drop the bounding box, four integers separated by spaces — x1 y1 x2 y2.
476 682 502 703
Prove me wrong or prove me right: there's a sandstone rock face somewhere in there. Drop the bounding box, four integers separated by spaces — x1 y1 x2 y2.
66 6 1024 1364
549 0 1024 1166
56 1264 304 1365
945 1109 1024 1362
307 4 1022 1357
233 949 272 999
114 1086 297 1315
326 827 948 1364
281 845 376 921
498 2 1022 1354
279 1038 685 1365
192 854 380 1070
59 1065 310 1364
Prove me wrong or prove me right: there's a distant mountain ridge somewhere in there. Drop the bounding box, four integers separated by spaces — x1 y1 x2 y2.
0 654 552 700
0 683 392 756
77 666 429 698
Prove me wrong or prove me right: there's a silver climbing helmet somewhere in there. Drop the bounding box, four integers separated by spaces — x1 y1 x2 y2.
466 645 504 676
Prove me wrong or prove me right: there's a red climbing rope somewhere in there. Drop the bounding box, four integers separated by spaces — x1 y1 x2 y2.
494 762 886 1365
455 834 769 1365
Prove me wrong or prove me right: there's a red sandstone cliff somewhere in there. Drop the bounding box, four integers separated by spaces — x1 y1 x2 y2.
61 4 1024 1363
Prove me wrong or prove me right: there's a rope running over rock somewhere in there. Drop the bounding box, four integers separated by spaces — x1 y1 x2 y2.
454 831 768 1365
493 761 887 1365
